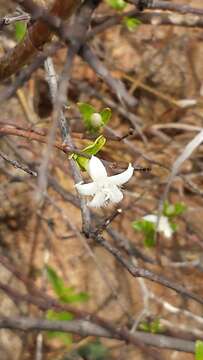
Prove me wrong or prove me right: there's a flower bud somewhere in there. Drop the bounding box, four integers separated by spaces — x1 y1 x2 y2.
90 113 103 127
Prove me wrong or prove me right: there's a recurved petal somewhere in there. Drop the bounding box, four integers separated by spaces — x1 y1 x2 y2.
88 156 107 181
109 163 134 186
108 186 123 203
75 181 97 196
88 191 106 208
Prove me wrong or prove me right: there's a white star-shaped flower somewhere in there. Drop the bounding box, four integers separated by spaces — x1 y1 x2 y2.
75 156 134 208
143 214 173 238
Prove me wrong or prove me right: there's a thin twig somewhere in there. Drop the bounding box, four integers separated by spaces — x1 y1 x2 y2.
0 151 37 176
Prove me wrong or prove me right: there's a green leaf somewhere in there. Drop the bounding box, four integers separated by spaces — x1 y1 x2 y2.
132 220 145 232
163 201 186 217
132 220 156 248
163 202 175 217
47 331 72 345
139 319 164 334
46 310 74 345
144 234 156 248
173 202 187 216
79 339 109 360
46 266 65 298
100 108 112 125
78 102 96 131
60 288 89 304
170 222 178 232
71 154 89 172
150 319 163 334
15 21 27 42
195 340 203 360
138 321 150 332
47 310 74 322
83 135 106 156
71 135 106 171
106 0 127 10
46 266 89 303
123 17 141 31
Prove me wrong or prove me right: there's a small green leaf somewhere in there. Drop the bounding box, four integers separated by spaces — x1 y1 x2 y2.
132 220 156 247
144 234 156 248
71 155 89 172
79 339 109 360
46 266 89 304
170 222 178 232
78 102 96 131
46 310 73 345
106 0 127 10
195 340 203 360
163 201 186 217
46 266 65 298
71 135 106 171
59 288 89 304
83 135 106 156
150 319 163 334
123 17 141 31
47 331 72 345
46 310 74 322
15 21 27 42
78 102 96 119
139 319 164 334
173 202 187 216
138 321 150 332
100 108 112 125
132 220 145 232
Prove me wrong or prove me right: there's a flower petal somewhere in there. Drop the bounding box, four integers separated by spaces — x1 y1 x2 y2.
108 186 123 203
88 192 106 208
88 156 107 181
75 182 97 196
109 163 134 186
143 215 157 224
143 215 173 238
159 217 173 238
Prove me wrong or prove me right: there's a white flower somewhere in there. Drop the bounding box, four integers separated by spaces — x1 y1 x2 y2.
143 214 173 238
75 156 134 208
